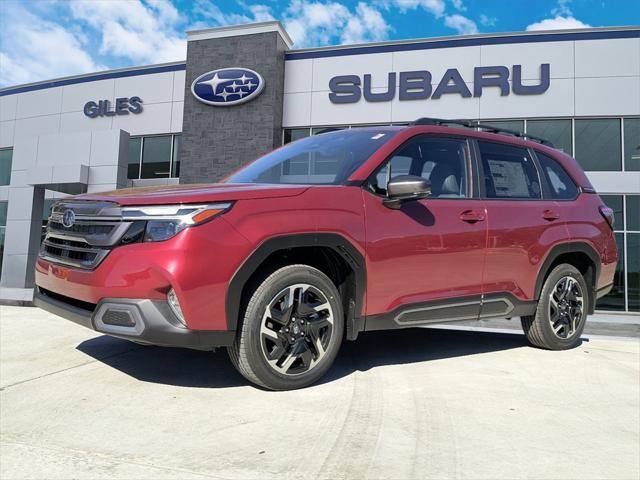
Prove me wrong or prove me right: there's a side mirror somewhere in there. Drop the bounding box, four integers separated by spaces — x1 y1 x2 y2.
383 175 431 209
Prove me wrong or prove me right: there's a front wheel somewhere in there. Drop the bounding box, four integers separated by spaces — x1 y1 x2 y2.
521 263 589 350
228 265 344 390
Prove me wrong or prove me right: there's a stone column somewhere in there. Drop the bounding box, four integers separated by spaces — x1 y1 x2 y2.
179 22 292 184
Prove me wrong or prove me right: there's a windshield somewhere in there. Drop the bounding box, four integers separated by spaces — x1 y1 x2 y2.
226 129 399 185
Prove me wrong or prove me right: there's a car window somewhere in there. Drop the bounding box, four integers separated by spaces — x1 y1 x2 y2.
226 129 399 185
370 136 469 198
479 141 541 199
536 151 579 200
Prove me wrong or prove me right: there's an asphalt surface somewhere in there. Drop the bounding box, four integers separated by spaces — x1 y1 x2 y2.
1 306 639 480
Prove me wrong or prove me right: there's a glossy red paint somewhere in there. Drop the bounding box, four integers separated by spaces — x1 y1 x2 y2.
77 183 310 206
482 198 570 301
563 192 619 289
363 194 487 314
35 124 617 335
36 215 254 330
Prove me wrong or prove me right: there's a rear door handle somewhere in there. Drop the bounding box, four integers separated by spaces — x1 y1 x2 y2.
460 210 485 223
543 209 560 221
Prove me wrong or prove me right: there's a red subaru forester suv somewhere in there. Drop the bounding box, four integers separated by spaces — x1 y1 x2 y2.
34 119 617 390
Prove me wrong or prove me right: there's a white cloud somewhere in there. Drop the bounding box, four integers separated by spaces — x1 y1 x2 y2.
69 0 186 64
444 14 478 34
1 0 506 87
552 0 574 16
0 3 104 86
527 0 592 32
479 14 496 27
192 0 274 27
392 0 446 18
191 0 391 48
526 15 591 31
342 2 392 44
248 4 278 22
281 1 349 46
281 0 391 47
450 0 466 12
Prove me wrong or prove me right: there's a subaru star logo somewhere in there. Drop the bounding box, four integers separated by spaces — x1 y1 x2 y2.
191 67 265 106
62 209 75 228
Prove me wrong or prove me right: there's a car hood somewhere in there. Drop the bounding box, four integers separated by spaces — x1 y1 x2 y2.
74 183 310 206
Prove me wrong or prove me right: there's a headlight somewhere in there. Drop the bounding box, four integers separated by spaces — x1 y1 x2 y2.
121 203 232 242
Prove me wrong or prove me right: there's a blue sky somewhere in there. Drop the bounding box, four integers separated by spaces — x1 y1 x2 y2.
1 0 638 87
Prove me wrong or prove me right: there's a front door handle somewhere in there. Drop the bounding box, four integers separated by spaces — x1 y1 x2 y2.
543 209 560 221
460 210 485 223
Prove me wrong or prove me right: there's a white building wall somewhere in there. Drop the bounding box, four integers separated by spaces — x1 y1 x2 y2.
0 66 185 151
282 37 640 126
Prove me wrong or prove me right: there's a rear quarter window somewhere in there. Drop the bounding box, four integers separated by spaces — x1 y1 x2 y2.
536 151 579 200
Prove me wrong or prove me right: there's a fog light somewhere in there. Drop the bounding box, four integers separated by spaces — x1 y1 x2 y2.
167 288 185 326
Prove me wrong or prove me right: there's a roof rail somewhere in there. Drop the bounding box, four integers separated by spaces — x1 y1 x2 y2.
410 117 555 147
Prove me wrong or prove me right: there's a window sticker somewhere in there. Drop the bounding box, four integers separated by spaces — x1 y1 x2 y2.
487 159 530 197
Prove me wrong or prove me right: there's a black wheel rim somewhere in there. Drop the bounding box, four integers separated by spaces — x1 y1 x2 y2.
548 276 584 339
259 284 334 376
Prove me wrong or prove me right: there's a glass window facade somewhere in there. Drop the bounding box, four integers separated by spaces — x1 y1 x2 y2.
128 137 142 179
627 195 640 231
0 148 13 186
527 119 572 155
624 118 640 171
598 194 639 312
172 135 181 178
0 201 7 277
141 136 172 178
574 118 621 171
482 120 525 134
628 233 639 312
601 194 623 225
128 134 181 179
283 128 311 144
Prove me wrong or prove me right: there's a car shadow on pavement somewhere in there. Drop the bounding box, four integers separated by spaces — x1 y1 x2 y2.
319 328 531 386
76 336 245 388
77 327 532 389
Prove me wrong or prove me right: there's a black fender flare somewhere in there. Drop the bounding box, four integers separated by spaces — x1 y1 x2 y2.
534 241 601 313
225 233 367 338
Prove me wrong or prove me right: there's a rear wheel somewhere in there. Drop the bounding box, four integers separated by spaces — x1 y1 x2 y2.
228 265 344 390
521 263 588 350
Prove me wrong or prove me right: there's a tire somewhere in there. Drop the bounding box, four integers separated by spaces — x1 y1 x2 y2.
228 264 344 390
521 263 589 350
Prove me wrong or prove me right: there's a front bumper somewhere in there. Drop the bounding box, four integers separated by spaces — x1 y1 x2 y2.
34 289 235 349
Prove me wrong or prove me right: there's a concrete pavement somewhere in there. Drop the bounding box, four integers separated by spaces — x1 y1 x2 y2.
1 305 639 480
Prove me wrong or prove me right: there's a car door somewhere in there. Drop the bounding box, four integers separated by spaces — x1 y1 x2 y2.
476 139 569 314
363 134 488 329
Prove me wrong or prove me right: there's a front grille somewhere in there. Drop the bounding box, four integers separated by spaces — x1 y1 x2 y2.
49 221 115 236
39 201 130 270
41 237 100 266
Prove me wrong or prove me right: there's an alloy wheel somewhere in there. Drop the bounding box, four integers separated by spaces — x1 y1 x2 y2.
548 276 584 339
259 283 334 375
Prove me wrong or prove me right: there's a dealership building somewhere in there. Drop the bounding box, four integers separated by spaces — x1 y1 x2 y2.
0 22 638 312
